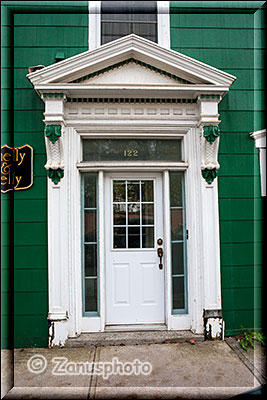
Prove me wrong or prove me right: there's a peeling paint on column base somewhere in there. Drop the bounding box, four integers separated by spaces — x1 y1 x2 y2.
48 320 68 347
203 309 224 340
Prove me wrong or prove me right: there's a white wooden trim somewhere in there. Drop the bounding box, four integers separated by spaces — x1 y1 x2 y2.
170 315 191 330
88 1 170 51
163 170 172 329
105 323 167 331
79 132 188 138
259 148 266 196
77 162 189 170
47 184 68 321
184 128 205 334
98 170 105 330
66 127 82 338
47 159 70 345
69 121 200 133
250 129 266 197
88 1 101 51
157 1 170 49
250 129 266 148
81 317 101 332
201 178 222 310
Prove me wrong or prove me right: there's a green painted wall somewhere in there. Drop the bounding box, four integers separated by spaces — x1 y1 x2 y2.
1 1 88 349
170 2 265 335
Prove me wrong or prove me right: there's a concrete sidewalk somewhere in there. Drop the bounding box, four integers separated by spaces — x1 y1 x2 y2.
1 339 266 399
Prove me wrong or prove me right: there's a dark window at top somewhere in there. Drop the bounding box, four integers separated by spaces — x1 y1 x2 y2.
101 1 157 45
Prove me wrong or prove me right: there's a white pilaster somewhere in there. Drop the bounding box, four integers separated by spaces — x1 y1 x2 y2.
185 128 205 334
200 177 222 310
65 127 82 338
47 175 69 345
197 97 222 313
44 96 70 346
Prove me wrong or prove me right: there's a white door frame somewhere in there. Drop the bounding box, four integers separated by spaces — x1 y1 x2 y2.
81 162 192 333
78 131 196 333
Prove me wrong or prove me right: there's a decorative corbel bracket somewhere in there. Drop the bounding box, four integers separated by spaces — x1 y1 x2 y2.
203 125 220 144
200 125 220 184
44 124 64 184
197 95 221 184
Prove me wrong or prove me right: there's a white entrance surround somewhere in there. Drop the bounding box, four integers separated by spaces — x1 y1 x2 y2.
27 34 236 346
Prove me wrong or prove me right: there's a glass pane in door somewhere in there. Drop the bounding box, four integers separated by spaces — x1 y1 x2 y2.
113 179 155 249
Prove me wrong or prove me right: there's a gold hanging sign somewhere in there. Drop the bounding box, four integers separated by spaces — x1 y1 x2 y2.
1 144 33 193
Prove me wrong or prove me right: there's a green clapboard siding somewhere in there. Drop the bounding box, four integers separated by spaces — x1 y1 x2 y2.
169 48 265 69
1 1 88 349
220 242 263 267
170 3 264 336
14 47 88 67
171 28 255 49
219 198 263 221
14 246 48 269
219 132 258 154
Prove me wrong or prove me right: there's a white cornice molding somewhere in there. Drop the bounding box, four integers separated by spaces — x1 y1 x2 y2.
33 85 229 100
250 129 266 148
27 34 236 89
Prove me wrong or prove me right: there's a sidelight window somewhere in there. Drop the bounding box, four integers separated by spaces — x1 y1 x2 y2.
169 171 187 313
82 173 99 314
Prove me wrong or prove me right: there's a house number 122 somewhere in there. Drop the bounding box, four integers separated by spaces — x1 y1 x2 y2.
123 150 139 157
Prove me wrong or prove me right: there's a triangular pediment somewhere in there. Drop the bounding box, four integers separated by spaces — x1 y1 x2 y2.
27 34 236 95
69 58 194 86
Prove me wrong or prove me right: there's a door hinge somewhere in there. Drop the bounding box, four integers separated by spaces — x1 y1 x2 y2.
186 229 189 240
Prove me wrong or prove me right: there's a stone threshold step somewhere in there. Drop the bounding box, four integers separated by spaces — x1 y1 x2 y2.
64 330 204 347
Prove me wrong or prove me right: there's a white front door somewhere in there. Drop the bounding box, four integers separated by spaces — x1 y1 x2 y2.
105 173 165 324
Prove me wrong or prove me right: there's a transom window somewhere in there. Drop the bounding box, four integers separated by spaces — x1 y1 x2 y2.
82 139 182 162
113 180 155 249
101 1 157 45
